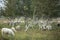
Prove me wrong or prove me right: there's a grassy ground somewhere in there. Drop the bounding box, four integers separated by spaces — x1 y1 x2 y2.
0 28 60 40
0 23 60 40
14 29 60 40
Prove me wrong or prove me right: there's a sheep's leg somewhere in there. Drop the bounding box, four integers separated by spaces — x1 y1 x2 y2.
1 30 4 37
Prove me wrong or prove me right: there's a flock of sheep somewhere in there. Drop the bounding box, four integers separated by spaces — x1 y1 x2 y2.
0 17 54 39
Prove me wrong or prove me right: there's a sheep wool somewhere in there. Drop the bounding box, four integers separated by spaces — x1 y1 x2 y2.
1 28 15 36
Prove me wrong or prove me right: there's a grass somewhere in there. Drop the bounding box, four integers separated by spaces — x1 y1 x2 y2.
0 29 60 40
0 23 60 40
14 29 60 40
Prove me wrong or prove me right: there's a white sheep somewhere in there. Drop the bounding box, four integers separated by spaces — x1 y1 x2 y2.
1 27 16 37
46 25 52 30
38 20 47 30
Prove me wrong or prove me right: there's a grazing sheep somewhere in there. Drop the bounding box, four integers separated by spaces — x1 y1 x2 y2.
42 24 47 30
1 27 16 37
46 25 52 30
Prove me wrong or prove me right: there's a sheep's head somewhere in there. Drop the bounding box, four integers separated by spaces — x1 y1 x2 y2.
11 27 17 32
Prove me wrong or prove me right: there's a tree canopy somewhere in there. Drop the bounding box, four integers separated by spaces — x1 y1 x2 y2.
0 0 60 18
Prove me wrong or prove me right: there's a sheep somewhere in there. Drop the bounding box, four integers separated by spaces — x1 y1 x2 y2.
40 23 47 31
1 27 16 37
38 20 47 30
46 25 52 30
25 20 37 32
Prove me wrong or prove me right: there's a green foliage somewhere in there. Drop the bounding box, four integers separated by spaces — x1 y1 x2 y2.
1 0 59 18
0 23 11 28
